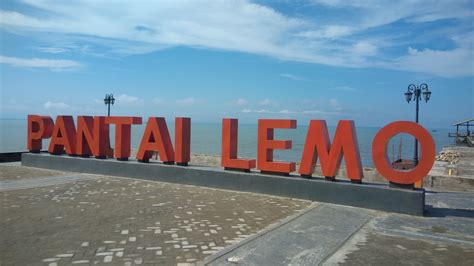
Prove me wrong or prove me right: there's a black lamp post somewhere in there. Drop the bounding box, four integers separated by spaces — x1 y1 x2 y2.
104 94 115 117
404 84 431 165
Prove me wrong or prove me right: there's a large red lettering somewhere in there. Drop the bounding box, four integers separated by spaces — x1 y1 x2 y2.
299 120 363 182
175 117 191 166
257 119 296 175
76 116 110 158
221 118 256 171
136 117 174 163
48 116 77 155
372 121 435 185
105 116 142 160
27 115 54 152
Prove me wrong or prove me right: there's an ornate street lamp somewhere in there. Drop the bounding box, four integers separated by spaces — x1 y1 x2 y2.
405 84 431 165
104 94 115 117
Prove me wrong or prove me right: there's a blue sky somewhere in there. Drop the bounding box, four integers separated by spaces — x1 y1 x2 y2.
0 0 472 128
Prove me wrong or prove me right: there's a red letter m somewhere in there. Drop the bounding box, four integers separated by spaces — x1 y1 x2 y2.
299 120 363 182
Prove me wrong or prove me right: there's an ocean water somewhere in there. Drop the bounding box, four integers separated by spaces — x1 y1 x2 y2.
0 119 454 167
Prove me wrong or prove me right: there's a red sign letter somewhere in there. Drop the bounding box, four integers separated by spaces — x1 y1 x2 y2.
106 116 142 160
175 117 191 166
27 115 54 152
221 118 256 171
48 116 77 155
257 119 296 175
299 120 363 182
136 117 174 163
76 116 110 158
372 121 435 185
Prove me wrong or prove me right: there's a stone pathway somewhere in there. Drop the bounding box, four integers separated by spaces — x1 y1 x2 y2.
0 175 92 191
0 165 310 265
205 191 474 266
0 163 67 181
2 164 474 266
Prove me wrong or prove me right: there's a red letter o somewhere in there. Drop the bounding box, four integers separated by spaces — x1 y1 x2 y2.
372 121 435 184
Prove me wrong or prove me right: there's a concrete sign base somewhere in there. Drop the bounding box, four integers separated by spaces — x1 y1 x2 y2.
21 153 425 216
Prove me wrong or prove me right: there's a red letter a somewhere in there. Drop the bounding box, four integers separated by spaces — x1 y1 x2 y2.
48 116 77 155
136 117 175 163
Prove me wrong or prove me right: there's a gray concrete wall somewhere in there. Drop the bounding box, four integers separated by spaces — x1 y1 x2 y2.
0 151 26 162
22 153 425 216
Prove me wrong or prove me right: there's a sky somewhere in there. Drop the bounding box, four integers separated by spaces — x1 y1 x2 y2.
0 0 473 128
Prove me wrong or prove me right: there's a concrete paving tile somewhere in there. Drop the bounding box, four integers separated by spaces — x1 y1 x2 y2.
0 169 310 265
0 165 66 181
324 230 474 266
206 204 375 265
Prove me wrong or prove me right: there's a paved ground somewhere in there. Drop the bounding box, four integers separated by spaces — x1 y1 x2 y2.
0 163 67 181
1 163 474 266
0 163 310 265
207 192 474 265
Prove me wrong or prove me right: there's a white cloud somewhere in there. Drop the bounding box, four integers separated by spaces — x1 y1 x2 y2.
311 0 472 27
243 108 341 116
0 55 81 70
279 109 297 114
328 98 343 111
242 109 272 114
116 94 143 105
259 98 272 106
0 0 472 77
44 101 70 109
392 47 474 78
36 47 68 54
176 97 196 106
332 86 358 92
297 25 353 39
353 41 377 56
236 98 248 106
280 73 307 81
152 97 165 104
301 110 340 115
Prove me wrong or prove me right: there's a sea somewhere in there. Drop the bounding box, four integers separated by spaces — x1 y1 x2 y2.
0 119 454 167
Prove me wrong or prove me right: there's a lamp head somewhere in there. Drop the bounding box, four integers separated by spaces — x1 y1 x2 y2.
104 94 115 105
419 84 430 103
423 90 431 103
405 91 413 103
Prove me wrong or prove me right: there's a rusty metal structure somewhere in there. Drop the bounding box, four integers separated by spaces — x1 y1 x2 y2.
450 118 474 146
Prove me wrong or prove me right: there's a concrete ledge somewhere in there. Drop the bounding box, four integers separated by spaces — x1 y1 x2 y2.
0 151 27 162
21 153 425 216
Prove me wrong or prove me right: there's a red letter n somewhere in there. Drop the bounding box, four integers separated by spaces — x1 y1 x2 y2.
76 116 110 158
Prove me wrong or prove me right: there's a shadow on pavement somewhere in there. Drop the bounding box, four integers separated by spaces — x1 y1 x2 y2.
424 205 474 218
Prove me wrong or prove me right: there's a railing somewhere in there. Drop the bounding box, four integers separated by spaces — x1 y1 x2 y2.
449 132 468 137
